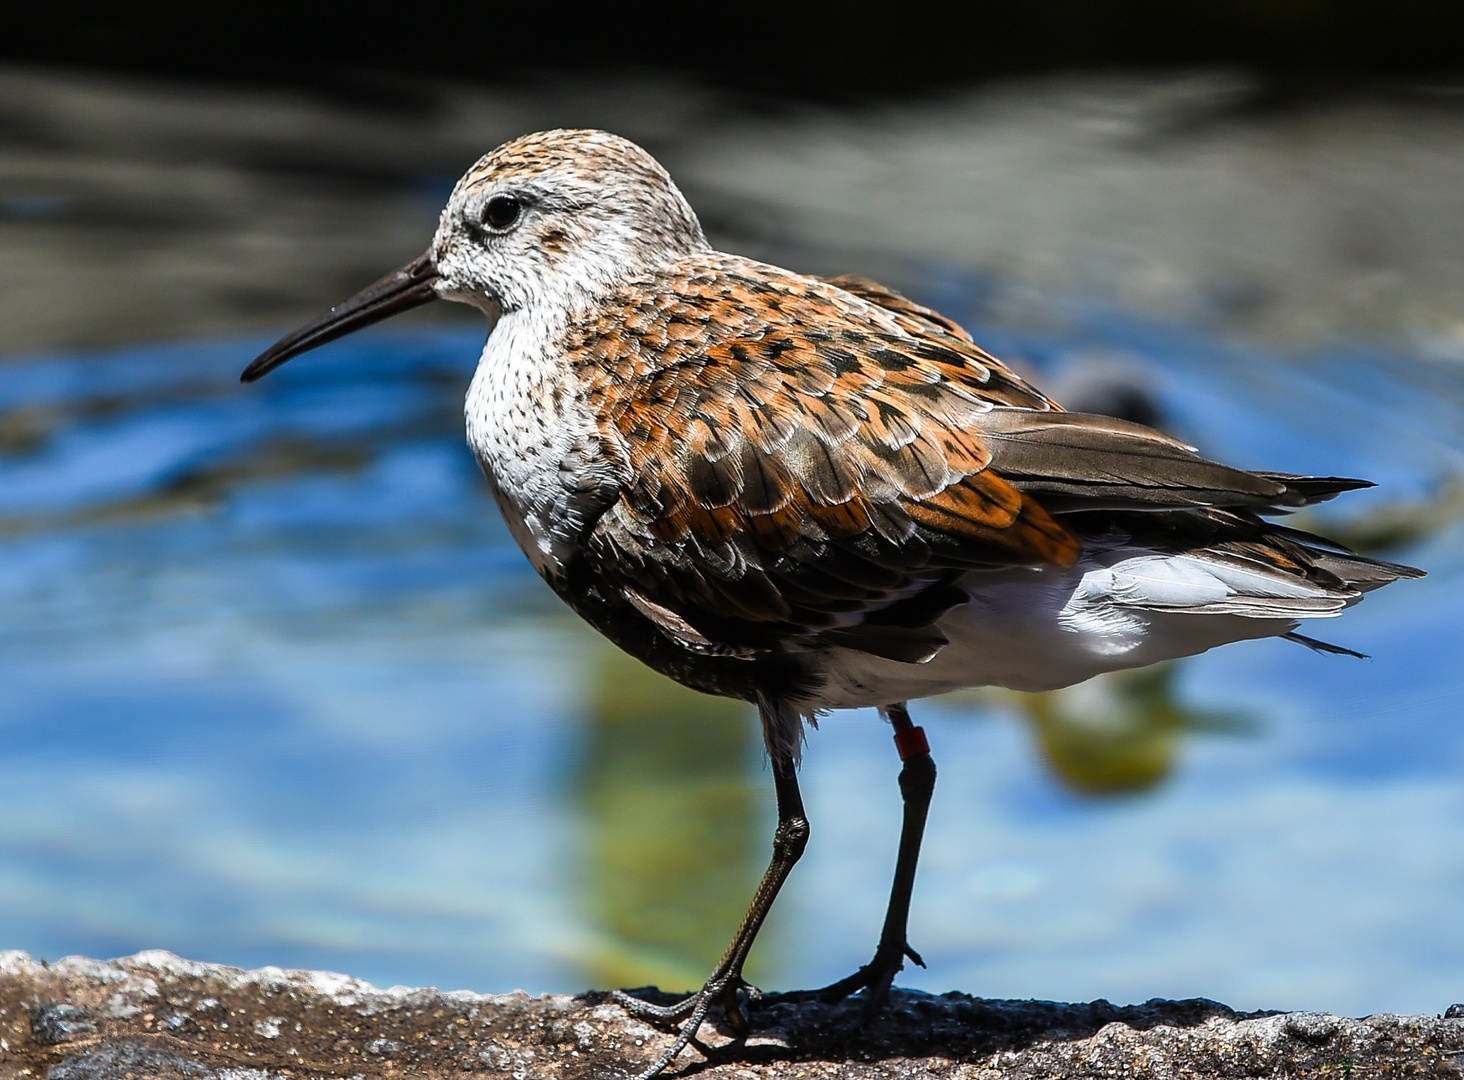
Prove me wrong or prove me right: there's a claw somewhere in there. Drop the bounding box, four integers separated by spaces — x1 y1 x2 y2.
614 976 752 1080
758 938 917 1018
611 988 699 1024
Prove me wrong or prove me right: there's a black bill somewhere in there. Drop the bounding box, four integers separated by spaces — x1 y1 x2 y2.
240 251 440 382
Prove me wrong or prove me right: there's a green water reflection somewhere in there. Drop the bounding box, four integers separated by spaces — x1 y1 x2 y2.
574 647 1251 988
1015 665 1248 796
576 644 765 992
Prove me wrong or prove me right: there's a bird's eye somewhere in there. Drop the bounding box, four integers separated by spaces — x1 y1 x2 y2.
482 195 522 230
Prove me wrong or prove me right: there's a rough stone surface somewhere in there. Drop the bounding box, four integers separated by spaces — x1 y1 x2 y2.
1 953 1461 1079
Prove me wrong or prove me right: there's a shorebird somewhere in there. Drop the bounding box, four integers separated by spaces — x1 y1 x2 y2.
242 129 1422 1079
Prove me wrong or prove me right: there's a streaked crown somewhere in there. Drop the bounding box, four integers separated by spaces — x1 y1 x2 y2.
431 129 709 314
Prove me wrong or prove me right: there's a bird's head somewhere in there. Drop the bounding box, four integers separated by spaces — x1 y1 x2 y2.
241 129 706 382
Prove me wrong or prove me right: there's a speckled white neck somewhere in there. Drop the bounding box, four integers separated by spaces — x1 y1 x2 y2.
463 303 602 582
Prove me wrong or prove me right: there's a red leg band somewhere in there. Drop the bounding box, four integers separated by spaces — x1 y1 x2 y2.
894 725 930 760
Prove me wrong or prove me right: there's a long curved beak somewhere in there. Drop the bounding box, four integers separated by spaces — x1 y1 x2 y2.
240 251 441 382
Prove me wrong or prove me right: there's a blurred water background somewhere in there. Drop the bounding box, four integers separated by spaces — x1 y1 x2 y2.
1 64 1462 1018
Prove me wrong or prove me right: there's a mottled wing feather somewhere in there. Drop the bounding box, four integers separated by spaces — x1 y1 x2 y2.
571 256 1393 664
821 275 979 344
573 256 1079 657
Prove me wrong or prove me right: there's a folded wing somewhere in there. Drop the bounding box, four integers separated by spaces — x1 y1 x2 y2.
573 261 1417 666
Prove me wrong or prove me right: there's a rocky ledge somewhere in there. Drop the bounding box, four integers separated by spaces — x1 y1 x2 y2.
1 952 1461 1079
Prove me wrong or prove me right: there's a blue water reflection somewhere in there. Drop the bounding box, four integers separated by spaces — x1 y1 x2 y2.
1 301 1460 1017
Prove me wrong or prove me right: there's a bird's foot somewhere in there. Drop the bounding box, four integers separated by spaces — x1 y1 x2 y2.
612 973 757 1080
762 939 923 1019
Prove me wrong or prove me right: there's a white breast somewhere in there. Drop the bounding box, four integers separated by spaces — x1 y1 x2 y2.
463 309 601 581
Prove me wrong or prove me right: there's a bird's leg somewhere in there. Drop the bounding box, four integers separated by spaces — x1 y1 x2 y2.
775 702 935 1015
612 719 809 1080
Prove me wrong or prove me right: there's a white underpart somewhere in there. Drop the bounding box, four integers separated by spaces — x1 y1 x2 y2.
804 541 1342 712
463 305 600 582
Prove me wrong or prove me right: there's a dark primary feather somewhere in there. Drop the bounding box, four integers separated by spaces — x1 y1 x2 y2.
1284 632 1368 659
980 409 1289 511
